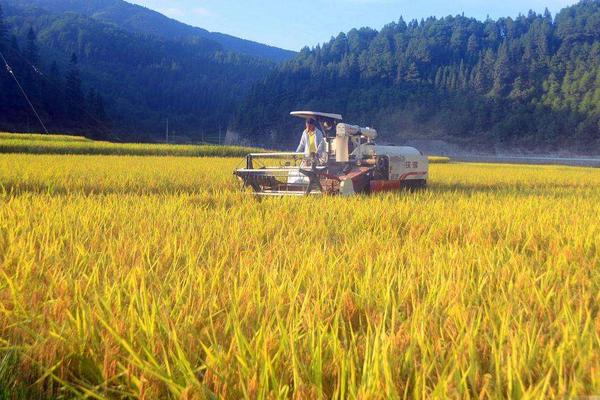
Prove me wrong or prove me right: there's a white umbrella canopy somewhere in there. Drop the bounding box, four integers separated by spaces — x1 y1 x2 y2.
290 111 343 121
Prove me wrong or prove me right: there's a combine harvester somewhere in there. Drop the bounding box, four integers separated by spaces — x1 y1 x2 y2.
234 111 428 196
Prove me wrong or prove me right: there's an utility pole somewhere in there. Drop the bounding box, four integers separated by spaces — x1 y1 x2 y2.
165 118 169 144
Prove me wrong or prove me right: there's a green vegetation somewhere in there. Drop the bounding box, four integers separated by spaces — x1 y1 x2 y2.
427 156 450 163
0 133 263 157
0 132 453 161
10 0 295 62
234 1 600 151
3 1 600 150
0 132 91 142
0 139 263 157
0 0 279 140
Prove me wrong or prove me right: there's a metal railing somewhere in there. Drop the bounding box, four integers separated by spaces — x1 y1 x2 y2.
245 152 304 169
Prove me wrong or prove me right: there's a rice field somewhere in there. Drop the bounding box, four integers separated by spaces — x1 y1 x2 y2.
0 149 599 399
0 132 263 158
0 133 449 163
0 133 93 142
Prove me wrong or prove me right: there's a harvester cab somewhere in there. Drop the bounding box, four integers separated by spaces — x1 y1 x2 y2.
234 111 428 196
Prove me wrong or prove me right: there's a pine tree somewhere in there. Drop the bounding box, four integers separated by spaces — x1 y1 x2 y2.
467 33 479 55
434 67 443 88
65 53 85 124
469 61 482 93
0 3 7 48
0 4 7 114
448 66 457 90
5 33 32 122
443 66 452 89
509 77 527 101
86 88 107 124
484 21 499 47
25 28 39 65
397 16 407 32
450 25 467 53
86 89 95 112
405 62 420 83
543 7 552 22
94 92 107 121
331 32 348 61
23 27 42 103
44 61 64 122
339 54 359 80
491 41 512 96
457 60 467 90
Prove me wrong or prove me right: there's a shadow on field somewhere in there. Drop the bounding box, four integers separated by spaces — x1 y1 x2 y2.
0 182 225 197
427 182 596 197
1 181 597 198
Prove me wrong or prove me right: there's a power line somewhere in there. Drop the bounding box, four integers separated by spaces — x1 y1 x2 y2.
8 48 118 140
0 49 49 134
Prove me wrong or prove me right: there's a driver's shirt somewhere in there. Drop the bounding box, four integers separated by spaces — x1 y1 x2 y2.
308 130 317 154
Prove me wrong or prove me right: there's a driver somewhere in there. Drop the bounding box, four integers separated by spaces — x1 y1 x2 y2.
296 118 325 162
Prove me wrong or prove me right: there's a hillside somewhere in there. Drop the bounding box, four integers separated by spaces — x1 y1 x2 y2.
5 0 296 62
233 1 600 152
2 0 600 150
0 1 276 140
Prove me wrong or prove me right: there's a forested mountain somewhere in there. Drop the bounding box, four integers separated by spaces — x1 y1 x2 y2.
2 0 600 150
234 1 600 151
7 0 295 63
0 1 277 140
0 4 108 136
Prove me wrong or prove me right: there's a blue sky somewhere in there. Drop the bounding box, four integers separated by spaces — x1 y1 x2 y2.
128 0 578 51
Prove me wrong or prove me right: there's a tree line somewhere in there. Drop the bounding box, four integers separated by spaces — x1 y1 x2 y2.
233 1 600 151
0 3 108 136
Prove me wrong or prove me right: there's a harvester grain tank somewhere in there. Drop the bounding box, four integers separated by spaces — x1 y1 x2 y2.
234 111 428 196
